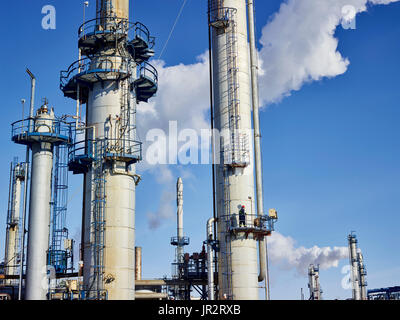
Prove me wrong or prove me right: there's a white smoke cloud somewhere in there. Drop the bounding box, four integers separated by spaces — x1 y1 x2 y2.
268 232 349 275
137 55 210 229
257 0 400 106
147 189 175 230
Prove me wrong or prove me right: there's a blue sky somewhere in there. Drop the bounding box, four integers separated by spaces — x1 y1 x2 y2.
0 0 400 300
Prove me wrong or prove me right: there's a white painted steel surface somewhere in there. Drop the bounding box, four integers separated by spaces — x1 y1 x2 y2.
25 109 55 300
211 0 258 300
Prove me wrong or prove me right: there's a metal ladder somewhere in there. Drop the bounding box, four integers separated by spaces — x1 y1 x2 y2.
221 164 233 299
49 143 70 272
89 139 106 298
225 8 242 166
223 6 241 301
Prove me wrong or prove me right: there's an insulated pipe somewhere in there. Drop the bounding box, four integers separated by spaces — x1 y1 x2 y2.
19 69 35 299
19 160 29 300
26 69 36 128
177 178 184 263
207 218 215 300
135 247 142 281
247 0 266 279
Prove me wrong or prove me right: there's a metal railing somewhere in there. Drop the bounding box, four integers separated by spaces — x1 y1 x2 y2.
68 138 142 166
208 0 236 26
137 62 158 86
170 237 190 247
223 213 277 233
60 55 132 90
11 118 73 143
78 17 155 49
132 22 155 49
78 290 108 301
79 17 133 38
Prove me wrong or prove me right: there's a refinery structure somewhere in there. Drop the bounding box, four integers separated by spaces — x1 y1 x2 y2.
0 0 398 301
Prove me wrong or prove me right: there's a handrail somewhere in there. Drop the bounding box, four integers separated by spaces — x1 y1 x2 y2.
138 62 158 85
11 117 73 142
60 55 131 89
221 213 276 232
78 16 134 38
78 17 154 49
68 138 142 164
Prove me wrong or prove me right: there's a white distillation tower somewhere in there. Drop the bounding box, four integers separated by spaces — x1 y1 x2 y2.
3 161 25 286
208 0 277 300
308 264 322 300
348 233 368 300
11 102 72 300
60 0 157 300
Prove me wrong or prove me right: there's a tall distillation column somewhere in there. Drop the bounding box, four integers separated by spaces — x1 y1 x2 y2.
11 103 71 300
308 264 322 300
170 178 189 300
176 178 185 263
3 161 25 285
61 0 157 300
348 233 361 300
358 250 368 300
209 0 259 300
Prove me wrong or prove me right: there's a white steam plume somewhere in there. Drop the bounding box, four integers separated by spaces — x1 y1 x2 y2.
268 232 349 275
258 0 400 106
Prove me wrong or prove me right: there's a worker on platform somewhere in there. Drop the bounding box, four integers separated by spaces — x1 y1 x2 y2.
239 205 246 227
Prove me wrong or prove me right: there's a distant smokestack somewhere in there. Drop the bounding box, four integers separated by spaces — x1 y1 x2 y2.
348 233 361 300
358 249 368 300
308 264 322 300
177 178 184 263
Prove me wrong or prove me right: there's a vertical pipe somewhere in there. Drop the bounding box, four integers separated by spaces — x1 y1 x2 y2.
207 0 218 245
135 247 142 281
26 69 35 125
19 69 35 299
247 0 268 299
177 178 184 263
18 160 29 300
4 162 13 285
207 218 215 300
